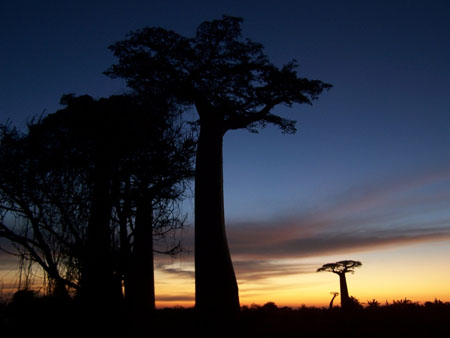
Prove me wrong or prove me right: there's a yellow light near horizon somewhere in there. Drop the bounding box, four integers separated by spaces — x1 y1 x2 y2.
264 240 450 307
153 239 450 308
154 264 195 308
349 241 450 304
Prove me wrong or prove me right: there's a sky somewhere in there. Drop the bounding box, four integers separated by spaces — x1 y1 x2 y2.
1 0 450 307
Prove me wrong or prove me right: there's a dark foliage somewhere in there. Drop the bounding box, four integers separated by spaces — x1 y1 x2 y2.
0 94 195 307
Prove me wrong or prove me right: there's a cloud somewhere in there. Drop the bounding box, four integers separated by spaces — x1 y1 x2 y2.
226 166 450 259
156 294 194 302
234 260 315 282
230 225 450 259
155 261 194 279
158 166 450 286
155 254 316 282
155 222 450 285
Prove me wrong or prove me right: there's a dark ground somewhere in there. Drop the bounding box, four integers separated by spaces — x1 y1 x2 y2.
2 294 449 337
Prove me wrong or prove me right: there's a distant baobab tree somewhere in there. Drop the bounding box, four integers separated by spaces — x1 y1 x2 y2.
106 15 332 314
317 260 362 309
329 292 339 309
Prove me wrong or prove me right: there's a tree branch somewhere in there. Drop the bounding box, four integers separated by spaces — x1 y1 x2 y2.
223 102 277 132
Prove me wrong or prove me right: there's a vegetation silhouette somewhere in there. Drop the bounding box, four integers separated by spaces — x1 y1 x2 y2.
0 94 195 328
106 15 332 314
2 293 450 337
317 260 362 310
0 122 83 298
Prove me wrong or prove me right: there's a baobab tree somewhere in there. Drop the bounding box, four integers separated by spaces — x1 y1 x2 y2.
106 15 332 313
317 260 362 309
329 292 339 309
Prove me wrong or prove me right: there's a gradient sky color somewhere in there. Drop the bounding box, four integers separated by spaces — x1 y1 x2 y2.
1 1 449 307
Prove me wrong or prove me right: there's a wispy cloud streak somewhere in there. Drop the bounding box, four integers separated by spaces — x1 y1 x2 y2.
156 294 195 302
226 166 450 259
159 167 450 282
229 224 450 259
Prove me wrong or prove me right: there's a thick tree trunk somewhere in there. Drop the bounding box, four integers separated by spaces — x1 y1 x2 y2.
339 273 350 309
194 116 240 314
127 190 155 319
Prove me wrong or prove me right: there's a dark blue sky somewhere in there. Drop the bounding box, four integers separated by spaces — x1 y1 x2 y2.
1 0 449 231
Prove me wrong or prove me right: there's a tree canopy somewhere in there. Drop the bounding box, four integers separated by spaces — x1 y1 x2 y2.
317 260 362 275
105 15 332 134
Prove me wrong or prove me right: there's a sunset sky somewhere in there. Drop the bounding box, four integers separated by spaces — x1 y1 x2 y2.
1 1 449 307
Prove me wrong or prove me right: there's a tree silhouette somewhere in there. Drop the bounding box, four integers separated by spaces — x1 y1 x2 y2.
0 94 195 316
38 94 195 315
106 15 332 313
0 123 85 298
329 292 339 309
317 260 362 309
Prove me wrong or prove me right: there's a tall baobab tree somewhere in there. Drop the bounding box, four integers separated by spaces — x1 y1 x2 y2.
317 260 362 309
106 15 332 313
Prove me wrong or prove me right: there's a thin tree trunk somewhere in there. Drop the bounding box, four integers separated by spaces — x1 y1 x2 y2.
329 293 338 309
339 273 350 309
127 189 155 323
194 116 240 314
81 150 120 305
118 180 131 297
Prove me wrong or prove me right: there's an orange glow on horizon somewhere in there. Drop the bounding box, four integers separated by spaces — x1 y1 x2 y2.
154 240 450 309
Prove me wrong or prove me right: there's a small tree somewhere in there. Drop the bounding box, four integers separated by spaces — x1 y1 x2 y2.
329 292 339 309
317 260 362 309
